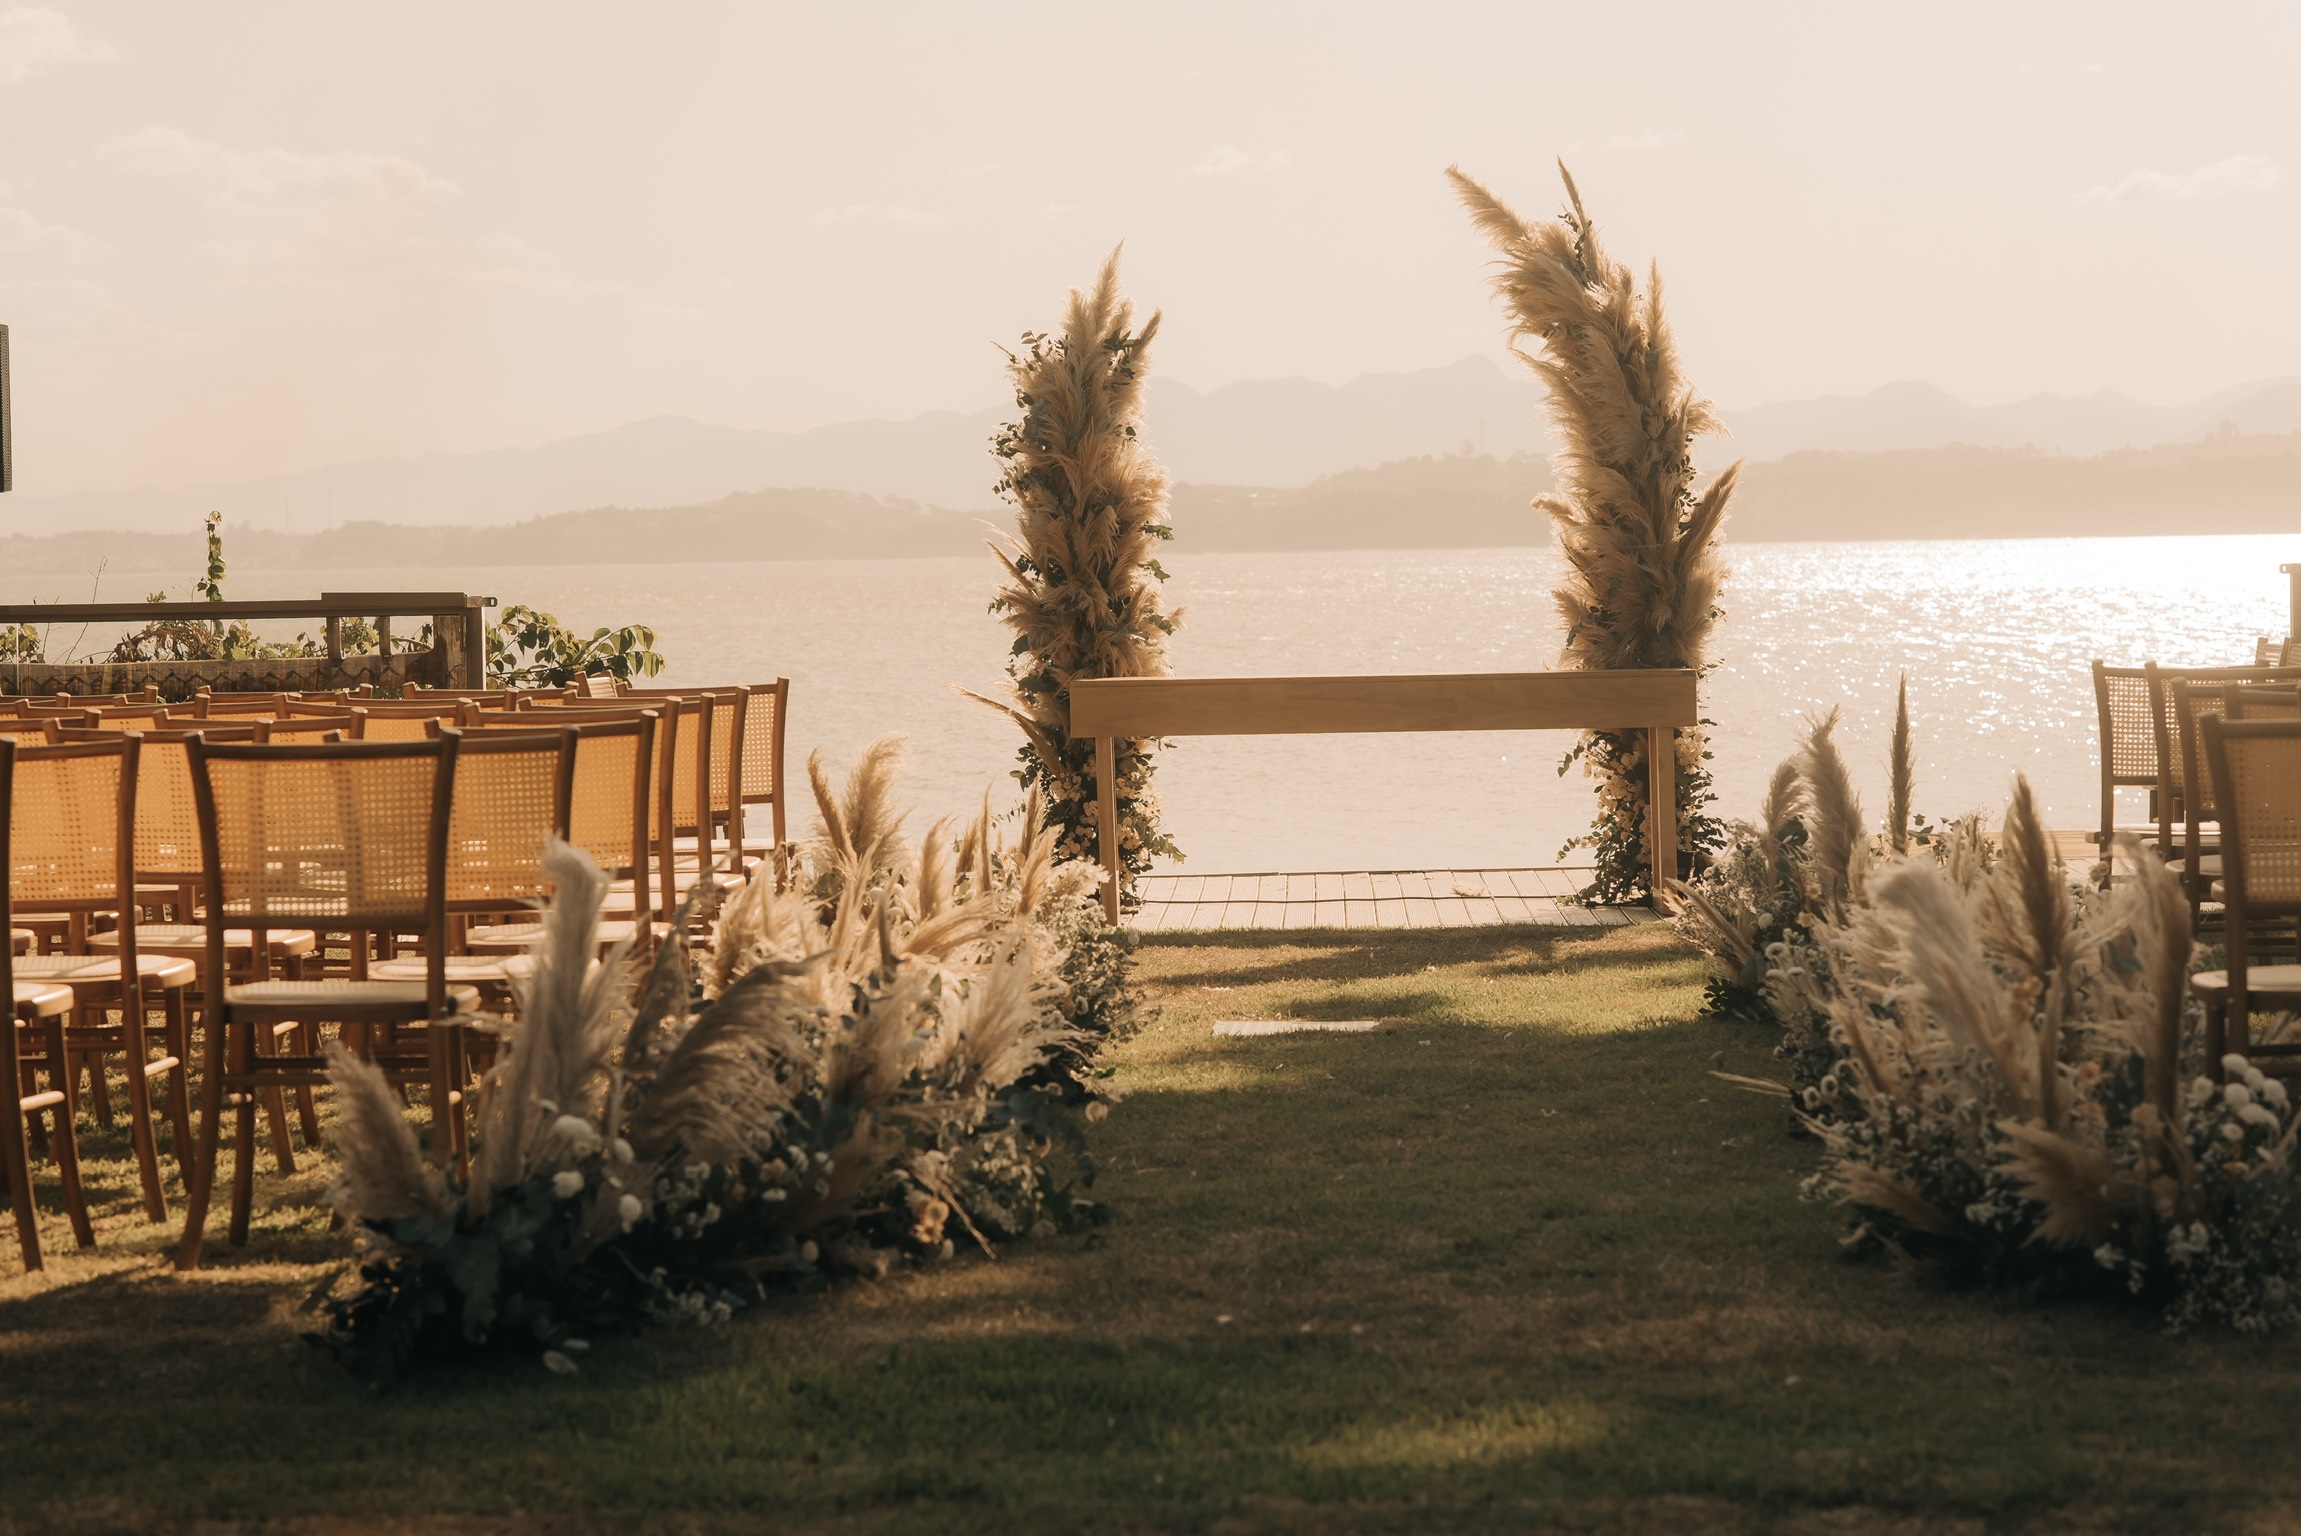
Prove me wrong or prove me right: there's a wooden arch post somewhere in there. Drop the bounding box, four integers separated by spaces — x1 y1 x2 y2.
1070 668 1698 926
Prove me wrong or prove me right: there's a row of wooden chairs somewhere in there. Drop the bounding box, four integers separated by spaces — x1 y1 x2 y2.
2092 660 2301 914
4 677 791 1271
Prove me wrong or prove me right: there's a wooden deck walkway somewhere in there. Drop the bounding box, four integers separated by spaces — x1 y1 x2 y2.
1131 834 2108 933
1127 867 1654 933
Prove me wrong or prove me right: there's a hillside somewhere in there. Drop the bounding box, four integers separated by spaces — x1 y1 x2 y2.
7 431 2301 583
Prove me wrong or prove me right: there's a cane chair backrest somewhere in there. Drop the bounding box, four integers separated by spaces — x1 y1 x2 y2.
440 732 572 911
565 718 655 912
200 694 291 722
82 703 173 731
10 738 135 919
260 714 355 741
349 703 461 742
466 702 678 909
2146 664 2301 817
735 680 788 814
187 737 457 930
48 725 257 882
0 719 67 745
2229 685 2301 723
404 685 515 708
2204 718 2301 960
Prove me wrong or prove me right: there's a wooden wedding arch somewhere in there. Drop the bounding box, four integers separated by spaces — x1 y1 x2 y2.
1069 668 1699 925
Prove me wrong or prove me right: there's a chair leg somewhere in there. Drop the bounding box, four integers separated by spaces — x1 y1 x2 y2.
162 991 194 1180
294 1022 322 1149
123 1040 167 1224
2 1079 41 1273
255 1022 297 1177
45 1097 93 1250
2208 998 2229 1075
175 1010 230 1271
82 1041 115 1130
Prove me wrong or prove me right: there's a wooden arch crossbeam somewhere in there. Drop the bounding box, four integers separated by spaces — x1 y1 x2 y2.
1068 669 1700 924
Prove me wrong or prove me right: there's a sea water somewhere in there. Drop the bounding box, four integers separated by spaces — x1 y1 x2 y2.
3 535 2291 872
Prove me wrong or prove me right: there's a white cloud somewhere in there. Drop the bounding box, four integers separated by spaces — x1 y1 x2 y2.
812 204 943 225
0 7 110 85
0 204 94 259
100 127 457 211
0 275 129 331
1183 145 1292 177
2077 154 2282 207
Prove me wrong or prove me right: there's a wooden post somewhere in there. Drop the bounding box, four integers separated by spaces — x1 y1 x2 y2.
1096 734 1120 926
2285 563 2300 646
463 600 488 689
1646 724 1676 915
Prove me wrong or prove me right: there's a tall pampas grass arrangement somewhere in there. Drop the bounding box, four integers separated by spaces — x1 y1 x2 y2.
1449 161 1736 901
966 250 1181 911
318 746 1129 1384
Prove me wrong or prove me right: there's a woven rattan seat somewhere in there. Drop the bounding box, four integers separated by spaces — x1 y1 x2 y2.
88 923 318 960
15 952 196 987
222 978 484 1017
461 917 665 952
369 955 536 983
13 979 71 1016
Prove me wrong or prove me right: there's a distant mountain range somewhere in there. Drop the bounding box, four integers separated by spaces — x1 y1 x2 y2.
11 356 2301 538
7 428 2301 581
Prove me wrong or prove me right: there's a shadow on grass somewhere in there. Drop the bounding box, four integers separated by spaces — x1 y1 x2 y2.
1143 923 1684 992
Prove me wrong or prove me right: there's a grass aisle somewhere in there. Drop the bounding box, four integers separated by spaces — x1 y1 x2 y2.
5 923 2301 1532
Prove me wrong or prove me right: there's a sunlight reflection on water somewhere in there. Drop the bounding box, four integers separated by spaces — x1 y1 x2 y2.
4 535 2291 872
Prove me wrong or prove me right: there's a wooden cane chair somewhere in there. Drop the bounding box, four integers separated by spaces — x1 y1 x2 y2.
456 717 659 957
2169 674 2301 916
472 702 724 919
2148 665 2301 881
2 740 94 1271
83 703 178 731
2197 715 2301 1077
2094 662 2164 865
7 737 199 1221
75 723 318 1162
176 735 482 1268
370 730 573 995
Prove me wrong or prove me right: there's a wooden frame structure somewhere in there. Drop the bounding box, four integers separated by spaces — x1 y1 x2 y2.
1068 669 1700 925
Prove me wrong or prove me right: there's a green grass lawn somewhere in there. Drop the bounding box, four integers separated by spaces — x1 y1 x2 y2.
5 921 2300 1533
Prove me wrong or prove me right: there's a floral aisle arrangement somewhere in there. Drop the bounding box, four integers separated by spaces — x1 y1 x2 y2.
1679 691 2301 1333
314 741 1126 1384
1448 161 1737 903
967 250 1182 910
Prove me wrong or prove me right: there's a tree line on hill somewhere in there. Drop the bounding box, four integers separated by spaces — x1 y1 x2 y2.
7 429 2301 575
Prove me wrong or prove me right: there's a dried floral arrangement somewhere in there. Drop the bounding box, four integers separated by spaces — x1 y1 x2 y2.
313 741 1130 1384
1449 161 1736 903
1679 687 2301 1333
968 250 1182 910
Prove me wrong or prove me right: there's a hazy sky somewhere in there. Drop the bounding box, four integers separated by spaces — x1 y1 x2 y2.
3 0 2298 498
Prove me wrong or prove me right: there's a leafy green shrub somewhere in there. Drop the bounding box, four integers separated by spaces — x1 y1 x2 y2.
315 744 1115 1384
487 603 665 689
